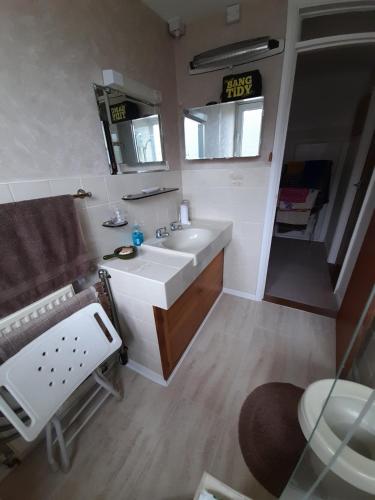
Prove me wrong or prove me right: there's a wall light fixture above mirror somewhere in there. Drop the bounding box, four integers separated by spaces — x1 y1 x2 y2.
93 83 167 174
183 96 264 160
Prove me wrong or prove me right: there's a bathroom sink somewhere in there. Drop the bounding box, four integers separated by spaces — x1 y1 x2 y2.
298 379 375 496
160 228 214 252
143 221 232 265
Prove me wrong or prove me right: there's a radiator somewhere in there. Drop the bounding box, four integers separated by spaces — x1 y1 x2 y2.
0 285 75 338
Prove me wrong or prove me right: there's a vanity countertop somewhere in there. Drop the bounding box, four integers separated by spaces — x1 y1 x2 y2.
100 219 232 309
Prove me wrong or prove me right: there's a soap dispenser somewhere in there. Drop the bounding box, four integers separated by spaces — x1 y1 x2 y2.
179 200 191 226
132 223 144 246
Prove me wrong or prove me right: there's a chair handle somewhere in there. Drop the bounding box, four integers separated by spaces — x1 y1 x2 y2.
0 387 35 441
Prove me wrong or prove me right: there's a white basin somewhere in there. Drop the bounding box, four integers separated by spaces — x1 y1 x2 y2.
298 379 375 496
143 221 232 266
161 228 214 252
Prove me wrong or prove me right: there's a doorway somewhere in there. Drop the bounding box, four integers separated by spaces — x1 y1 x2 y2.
264 43 374 316
257 0 375 315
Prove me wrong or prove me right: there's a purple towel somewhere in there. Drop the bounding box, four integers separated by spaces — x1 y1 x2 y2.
0 195 91 319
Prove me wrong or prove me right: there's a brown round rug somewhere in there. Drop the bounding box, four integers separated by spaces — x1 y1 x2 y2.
238 382 306 498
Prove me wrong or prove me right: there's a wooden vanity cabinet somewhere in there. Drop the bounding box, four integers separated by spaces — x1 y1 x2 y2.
153 250 224 379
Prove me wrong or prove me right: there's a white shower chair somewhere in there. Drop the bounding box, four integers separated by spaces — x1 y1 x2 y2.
0 303 122 471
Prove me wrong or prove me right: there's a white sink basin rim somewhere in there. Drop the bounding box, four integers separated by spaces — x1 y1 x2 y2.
143 222 232 266
161 228 214 252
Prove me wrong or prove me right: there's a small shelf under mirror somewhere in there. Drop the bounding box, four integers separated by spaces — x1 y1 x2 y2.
102 220 128 228
122 187 179 201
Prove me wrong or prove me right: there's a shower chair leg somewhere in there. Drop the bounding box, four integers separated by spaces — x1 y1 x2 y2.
51 416 70 472
46 421 59 472
92 369 122 401
45 370 121 472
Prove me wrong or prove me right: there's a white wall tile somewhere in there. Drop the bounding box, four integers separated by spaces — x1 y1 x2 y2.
113 291 156 324
232 221 264 241
0 184 13 203
49 177 82 196
117 314 162 374
79 204 132 258
128 346 163 375
182 167 269 295
80 176 109 207
9 180 51 201
122 314 158 345
182 165 269 189
105 174 140 203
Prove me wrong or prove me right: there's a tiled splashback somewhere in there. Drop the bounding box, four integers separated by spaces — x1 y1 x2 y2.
182 164 270 297
1 166 268 297
0 171 182 260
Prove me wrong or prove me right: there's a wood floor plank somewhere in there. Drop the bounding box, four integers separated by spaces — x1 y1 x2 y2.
0 295 335 500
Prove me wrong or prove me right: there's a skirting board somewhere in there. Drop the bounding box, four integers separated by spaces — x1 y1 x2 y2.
223 287 259 301
126 291 224 387
126 359 167 387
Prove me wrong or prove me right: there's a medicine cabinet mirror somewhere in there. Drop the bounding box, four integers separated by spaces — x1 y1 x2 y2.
183 96 264 160
93 84 167 174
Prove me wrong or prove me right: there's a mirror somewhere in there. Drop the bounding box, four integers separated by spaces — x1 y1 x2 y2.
183 96 264 160
93 84 166 174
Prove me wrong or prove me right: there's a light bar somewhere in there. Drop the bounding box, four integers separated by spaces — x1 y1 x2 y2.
189 37 283 74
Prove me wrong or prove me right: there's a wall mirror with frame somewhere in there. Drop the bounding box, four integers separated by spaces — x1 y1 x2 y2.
183 96 264 160
93 84 167 174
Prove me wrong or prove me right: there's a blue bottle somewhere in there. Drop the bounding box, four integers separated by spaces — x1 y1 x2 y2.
132 224 144 246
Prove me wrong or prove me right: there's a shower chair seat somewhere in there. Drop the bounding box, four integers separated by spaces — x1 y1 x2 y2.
0 303 122 472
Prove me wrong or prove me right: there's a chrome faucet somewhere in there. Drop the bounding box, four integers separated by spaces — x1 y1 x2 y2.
170 221 183 231
155 226 169 239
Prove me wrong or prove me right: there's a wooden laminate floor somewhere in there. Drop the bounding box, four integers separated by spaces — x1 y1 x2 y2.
0 294 336 500
265 237 338 315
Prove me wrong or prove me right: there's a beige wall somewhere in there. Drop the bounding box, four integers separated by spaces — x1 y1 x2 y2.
175 0 287 295
0 0 180 180
0 0 182 259
0 0 288 297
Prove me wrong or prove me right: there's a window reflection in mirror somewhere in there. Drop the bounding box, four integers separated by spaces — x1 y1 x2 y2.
133 116 163 163
93 84 166 174
183 97 263 160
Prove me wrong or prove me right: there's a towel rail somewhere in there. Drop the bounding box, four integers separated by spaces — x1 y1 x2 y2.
72 189 92 199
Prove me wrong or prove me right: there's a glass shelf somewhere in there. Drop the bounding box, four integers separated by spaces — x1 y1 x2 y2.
122 187 179 201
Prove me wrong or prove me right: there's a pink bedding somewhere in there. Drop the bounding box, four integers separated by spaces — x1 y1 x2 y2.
279 187 309 203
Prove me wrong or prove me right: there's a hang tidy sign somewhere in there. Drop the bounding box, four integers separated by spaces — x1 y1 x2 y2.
110 102 127 123
222 70 262 102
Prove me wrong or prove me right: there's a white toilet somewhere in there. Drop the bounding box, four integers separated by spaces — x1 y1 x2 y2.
298 379 375 498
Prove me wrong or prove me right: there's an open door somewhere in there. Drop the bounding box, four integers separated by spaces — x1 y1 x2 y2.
336 213 375 376
328 88 375 266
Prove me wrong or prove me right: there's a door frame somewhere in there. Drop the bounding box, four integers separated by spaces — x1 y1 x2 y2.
256 0 375 304
327 87 375 264
335 168 375 304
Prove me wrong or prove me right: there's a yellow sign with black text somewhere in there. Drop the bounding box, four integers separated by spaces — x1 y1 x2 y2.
222 70 262 102
110 102 127 124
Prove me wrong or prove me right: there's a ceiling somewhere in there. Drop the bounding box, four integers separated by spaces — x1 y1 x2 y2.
142 0 245 23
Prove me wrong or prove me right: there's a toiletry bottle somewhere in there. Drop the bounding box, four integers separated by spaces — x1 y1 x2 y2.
179 200 191 225
132 224 144 246
112 207 124 224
